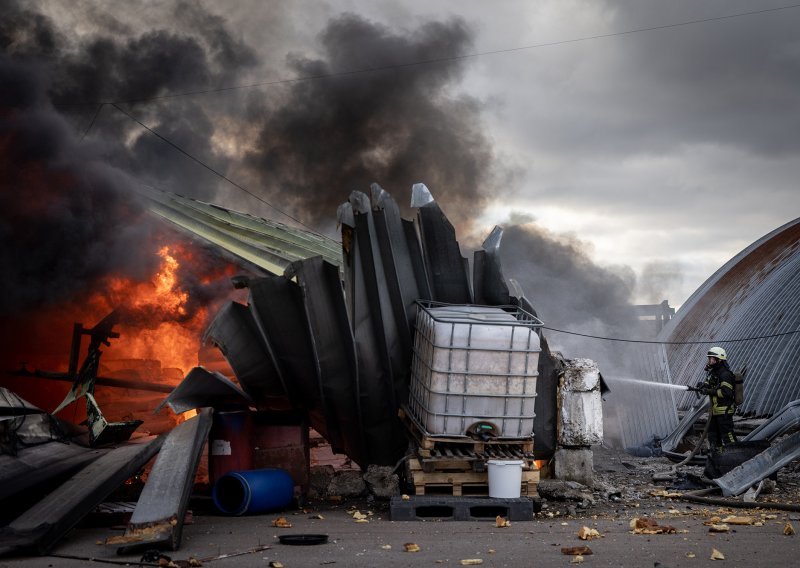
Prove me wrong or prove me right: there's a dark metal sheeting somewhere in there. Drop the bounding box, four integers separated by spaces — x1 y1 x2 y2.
204 301 289 407
414 198 473 305
473 226 511 306
340 199 408 466
248 273 345 454
513 296 559 457
155 367 253 414
370 184 424 365
286 256 367 466
661 218 800 417
348 190 406 407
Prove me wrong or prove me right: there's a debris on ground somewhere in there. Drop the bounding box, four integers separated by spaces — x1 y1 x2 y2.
721 515 755 525
577 526 601 540
561 546 592 556
629 517 677 534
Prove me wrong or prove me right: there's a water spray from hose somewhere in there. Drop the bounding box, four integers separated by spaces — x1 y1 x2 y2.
605 377 691 391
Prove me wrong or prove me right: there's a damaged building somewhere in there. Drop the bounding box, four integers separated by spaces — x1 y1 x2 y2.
0 183 576 554
2 182 799 558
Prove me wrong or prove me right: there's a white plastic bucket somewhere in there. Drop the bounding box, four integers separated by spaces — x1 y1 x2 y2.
487 459 524 498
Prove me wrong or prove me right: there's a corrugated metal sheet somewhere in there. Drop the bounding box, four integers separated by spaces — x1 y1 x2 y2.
138 186 342 274
595 342 679 451
660 217 800 417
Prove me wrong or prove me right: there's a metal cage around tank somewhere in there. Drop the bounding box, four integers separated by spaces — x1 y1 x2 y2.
408 301 543 439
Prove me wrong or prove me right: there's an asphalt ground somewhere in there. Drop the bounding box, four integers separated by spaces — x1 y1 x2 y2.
2 445 799 567
1 496 797 568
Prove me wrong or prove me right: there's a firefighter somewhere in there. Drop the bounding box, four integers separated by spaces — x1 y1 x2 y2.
698 346 737 451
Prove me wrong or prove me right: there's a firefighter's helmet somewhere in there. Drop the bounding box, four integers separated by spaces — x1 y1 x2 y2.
707 346 727 360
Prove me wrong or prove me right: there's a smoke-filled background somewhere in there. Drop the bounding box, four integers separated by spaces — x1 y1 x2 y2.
2 0 799 375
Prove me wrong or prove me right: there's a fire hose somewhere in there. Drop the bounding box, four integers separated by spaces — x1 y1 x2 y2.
652 399 711 483
651 389 800 511
678 487 800 512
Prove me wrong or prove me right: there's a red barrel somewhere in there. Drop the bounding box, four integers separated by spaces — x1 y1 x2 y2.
209 410 253 485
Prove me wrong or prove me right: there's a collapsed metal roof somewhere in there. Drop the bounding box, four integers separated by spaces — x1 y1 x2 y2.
661 217 800 417
139 186 342 274
148 183 560 467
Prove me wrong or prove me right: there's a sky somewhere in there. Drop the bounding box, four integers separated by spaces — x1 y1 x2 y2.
2 0 799 331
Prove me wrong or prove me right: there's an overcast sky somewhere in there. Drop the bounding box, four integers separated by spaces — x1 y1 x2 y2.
5 0 800 312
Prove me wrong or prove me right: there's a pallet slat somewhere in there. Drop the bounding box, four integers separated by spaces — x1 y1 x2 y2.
408 458 539 496
400 406 534 456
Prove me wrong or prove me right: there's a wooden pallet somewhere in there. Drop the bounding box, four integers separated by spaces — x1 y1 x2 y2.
399 406 534 458
417 443 536 473
407 457 539 496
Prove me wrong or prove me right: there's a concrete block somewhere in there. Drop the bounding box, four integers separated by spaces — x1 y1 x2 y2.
554 448 594 487
562 358 600 391
327 469 366 498
559 390 603 446
364 465 400 499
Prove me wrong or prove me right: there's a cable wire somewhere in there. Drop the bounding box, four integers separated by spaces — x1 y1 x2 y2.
110 103 334 240
80 103 105 141
542 325 800 346
53 3 800 107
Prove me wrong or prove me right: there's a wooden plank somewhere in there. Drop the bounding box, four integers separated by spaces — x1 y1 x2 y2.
412 476 539 497
111 409 212 553
408 458 539 496
0 437 164 555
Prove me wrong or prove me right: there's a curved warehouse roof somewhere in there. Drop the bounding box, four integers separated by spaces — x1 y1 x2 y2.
660 217 800 416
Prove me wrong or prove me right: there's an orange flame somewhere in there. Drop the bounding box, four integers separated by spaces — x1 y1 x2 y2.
77 241 243 382
97 245 203 376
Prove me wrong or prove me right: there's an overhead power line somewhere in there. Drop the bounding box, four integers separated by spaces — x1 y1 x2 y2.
55 3 800 107
542 325 800 345
110 103 334 241
80 103 105 140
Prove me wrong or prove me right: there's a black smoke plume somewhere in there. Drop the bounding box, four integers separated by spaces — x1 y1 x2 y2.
245 14 496 230
2 0 650 372
0 0 257 316
498 222 637 355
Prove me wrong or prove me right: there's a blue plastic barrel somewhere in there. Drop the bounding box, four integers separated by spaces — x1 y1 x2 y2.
212 468 294 516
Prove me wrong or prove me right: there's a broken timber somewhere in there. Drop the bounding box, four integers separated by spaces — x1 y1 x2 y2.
0 436 164 556
111 408 212 553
